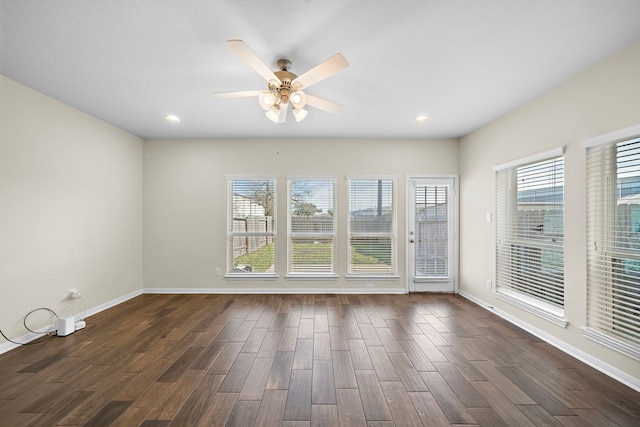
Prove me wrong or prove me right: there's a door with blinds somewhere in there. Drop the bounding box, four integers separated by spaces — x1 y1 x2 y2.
407 176 458 292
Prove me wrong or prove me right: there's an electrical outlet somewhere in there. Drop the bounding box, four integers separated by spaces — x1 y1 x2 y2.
68 288 82 299
366 283 374 289
486 280 492 290
215 268 222 277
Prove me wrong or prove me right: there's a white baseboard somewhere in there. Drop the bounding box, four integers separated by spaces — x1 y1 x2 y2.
0 327 53 354
143 287 407 295
83 289 143 318
458 290 640 393
0 289 143 355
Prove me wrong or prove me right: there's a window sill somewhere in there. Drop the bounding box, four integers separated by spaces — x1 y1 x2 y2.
495 289 568 328
224 273 279 280
285 273 340 280
413 277 450 283
582 327 640 362
345 274 400 280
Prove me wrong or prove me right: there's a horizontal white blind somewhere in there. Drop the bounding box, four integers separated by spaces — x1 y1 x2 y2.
288 179 335 273
228 179 276 273
496 155 565 308
586 137 640 346
348 179 395 274
414 184 449 278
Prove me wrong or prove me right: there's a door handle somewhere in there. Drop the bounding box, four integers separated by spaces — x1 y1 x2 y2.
410 239 415 243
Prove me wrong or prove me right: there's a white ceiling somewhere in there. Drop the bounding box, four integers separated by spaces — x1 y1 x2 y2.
2 0 640 140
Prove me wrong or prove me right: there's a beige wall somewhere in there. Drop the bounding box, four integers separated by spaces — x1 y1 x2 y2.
459 41 640 382
0 76 143 343
143 138 459 291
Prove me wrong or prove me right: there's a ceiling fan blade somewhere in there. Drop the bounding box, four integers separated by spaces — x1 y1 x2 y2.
214 90 264 98
227 39 281 86
305 94 343 114
292 53 348 90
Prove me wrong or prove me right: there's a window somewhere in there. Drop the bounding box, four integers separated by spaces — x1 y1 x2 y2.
495 149 565 316
227 178 276 275
288 178 336 275
348 178 396 275
585 132 640 356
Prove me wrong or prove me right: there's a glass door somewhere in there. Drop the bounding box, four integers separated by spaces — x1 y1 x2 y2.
407 176 458 292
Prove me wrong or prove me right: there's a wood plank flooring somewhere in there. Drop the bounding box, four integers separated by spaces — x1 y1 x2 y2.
1 293 639 426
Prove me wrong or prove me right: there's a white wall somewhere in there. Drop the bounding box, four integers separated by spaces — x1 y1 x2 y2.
143 138 459 291
459 41 640 384
0 76 143 345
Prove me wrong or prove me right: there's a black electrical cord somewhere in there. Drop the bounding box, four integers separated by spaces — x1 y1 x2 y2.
23 307 58 334
0 307 58 346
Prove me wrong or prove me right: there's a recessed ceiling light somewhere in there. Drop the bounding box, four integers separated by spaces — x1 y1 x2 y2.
164 114 181 123
415 115 429 122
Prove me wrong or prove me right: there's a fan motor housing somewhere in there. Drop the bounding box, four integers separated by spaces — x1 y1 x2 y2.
272 67 298 103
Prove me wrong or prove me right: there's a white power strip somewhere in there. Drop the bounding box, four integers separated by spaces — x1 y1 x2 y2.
57 315 75 336
57 316 86 336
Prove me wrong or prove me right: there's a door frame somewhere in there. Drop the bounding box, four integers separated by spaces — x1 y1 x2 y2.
405 174 459 293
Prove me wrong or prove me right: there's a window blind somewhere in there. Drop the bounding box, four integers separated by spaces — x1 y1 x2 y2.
496 154 565 308
227 178 276 274
348 179 395 274
586 137 640 346
288 178 336 274
414 184 449 278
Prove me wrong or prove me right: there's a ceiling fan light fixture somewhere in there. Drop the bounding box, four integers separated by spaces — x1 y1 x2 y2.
290 91 307 109
293 107 308 122
265 105 280 123
259 92 276 110
266 104 288 124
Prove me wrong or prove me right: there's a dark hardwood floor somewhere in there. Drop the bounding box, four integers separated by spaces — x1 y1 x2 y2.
1 293 639 426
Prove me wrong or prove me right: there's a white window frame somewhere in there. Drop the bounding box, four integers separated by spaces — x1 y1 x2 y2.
346 176 398 279
226 176 278 279
494 148 567 327
583 124 640 361
286 177 338 279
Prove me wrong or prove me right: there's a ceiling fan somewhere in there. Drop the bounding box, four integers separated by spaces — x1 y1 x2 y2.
215 39 349 123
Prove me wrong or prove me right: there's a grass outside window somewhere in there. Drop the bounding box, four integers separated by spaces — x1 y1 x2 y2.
233 242 391 273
